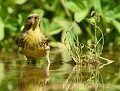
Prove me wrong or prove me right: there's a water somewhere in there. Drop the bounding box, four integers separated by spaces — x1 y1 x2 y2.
0 50 120 91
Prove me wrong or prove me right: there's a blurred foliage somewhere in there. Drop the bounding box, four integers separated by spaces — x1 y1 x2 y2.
0 0 120 52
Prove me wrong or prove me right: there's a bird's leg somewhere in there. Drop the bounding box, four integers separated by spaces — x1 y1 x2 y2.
45 55 50 64
45 50 50 64
45 63 50 82
45 46 50 64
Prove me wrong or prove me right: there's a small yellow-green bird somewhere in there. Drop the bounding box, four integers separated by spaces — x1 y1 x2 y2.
18 14 50 63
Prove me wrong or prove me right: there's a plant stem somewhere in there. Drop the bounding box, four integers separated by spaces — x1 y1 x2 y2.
94 23 97 60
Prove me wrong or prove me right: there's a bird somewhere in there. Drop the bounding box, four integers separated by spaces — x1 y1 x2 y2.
18 14 50 64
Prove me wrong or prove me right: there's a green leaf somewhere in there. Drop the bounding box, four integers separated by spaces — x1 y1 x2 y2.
18 14 23 25
32 9 45 18
49 22 62 35
0 5 8 20
5 24 17 32
87 0 94 8
73 0 86 9
93 0 103 13
113 6 120 20
15 0 27 5
74 10 89 22
0 18 4 40
115 36 120 45
111 19 120 34
41 18 50 32
65 1 81 13
45 0 58 11
49 28 62 35
72 22 82 35
113 5 120 14
105 10 115 18
114 13 120 20
53 17 70 30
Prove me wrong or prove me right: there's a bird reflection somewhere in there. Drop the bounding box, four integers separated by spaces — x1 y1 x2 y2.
63 64 104 91
18 63 50 91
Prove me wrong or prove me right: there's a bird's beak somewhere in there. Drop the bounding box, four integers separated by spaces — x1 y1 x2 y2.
32 15 40 30
34 15 39 23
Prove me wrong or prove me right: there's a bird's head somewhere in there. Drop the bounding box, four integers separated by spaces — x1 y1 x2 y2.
24 14 40 31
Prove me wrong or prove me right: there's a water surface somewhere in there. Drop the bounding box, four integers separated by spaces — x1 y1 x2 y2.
0 50 120 91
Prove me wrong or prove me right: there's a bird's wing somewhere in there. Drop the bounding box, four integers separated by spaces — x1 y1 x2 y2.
40 32 49 44
18 32 27 48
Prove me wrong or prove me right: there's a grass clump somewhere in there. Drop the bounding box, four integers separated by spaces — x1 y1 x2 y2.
64 11 108 65
63 12 113 90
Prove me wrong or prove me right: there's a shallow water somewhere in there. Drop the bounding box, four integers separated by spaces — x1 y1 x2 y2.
0 50 120 91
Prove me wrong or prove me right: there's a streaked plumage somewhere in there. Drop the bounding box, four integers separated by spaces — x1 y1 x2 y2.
18 14 50 63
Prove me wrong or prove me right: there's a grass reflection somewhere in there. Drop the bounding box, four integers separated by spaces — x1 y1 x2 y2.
63 63 110 91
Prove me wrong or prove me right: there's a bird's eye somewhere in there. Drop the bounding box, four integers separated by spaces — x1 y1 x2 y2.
27 16 32 20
